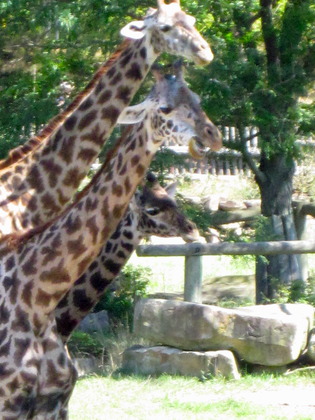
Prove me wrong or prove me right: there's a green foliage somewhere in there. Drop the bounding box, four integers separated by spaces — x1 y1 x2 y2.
253 216 282 242
264 278 315 306
67 330 104 357
0 0 151 158
177 196 213 236
149 149 190 182
187 0 315 159
94 264 151 330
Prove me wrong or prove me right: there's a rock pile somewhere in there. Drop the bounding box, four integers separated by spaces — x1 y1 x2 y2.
122 299 314 379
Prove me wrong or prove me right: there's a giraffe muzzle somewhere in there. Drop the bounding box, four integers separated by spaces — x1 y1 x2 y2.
188 137 207 160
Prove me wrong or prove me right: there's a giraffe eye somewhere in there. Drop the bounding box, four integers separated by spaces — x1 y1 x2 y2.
145 207 160 216
160 24 172 32
160 106 173 114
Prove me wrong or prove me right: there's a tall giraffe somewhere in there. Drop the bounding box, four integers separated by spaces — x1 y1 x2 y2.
0 66 221 419
0 0 213 236
55 172 199 342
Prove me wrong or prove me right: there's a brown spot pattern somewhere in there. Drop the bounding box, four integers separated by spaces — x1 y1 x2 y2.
126 63 142 80
42 192 61 214
115 86 132 104
101 105 120 125
67 236 88 258
21 250 38 276
86 216 99 243
78 110 98 131
77 148 97 164
58 136 76 164
97 90 112 104
39 260 70 284
64 115 77 131
112 181 123 197
63 168 83 189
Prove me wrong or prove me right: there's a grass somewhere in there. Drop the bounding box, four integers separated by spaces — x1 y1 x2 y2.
69 373 315 420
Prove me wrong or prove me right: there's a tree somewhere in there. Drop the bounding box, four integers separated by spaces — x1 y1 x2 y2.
188 0 315 301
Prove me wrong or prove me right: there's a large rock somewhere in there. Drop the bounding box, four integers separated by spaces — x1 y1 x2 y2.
122 345 240 379
77 310 109 334
134 299 314 366
305 328 315 364
73 356 99 377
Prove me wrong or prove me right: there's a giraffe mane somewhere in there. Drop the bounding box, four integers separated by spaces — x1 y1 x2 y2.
0 125 135 250
0 39 131 171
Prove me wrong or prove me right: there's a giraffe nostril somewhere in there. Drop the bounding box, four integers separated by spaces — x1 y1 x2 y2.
205 126 213 137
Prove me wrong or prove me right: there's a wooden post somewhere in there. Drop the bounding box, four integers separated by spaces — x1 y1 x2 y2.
184 255 203 303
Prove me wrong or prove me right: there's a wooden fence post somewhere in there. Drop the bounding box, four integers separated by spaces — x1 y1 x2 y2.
184 255 203 303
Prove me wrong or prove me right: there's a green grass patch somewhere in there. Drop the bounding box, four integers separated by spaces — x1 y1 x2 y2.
69 373 315 420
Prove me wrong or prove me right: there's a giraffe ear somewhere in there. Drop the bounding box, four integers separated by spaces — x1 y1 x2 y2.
118 102 149 124
185 14 196 27
165 182 177 199
120 21 146 40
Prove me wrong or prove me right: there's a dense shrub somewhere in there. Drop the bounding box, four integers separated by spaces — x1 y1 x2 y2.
94 264 152 331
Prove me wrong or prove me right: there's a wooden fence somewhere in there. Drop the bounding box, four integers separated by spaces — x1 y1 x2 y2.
136 240 315 304
164 127 315 176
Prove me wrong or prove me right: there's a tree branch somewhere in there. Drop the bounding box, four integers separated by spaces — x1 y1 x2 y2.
260 0 280 84
238 128 266 183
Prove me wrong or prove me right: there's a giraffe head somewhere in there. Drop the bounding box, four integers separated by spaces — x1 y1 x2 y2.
118 61 222 158
120 0 213 66
135 172 199 242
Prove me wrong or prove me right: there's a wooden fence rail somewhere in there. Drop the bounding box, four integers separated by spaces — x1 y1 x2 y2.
136 240 315 304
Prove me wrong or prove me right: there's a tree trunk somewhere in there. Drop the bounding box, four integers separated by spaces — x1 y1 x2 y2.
255 153 304 303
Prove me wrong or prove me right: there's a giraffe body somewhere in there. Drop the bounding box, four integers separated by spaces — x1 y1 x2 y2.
0 63 220 418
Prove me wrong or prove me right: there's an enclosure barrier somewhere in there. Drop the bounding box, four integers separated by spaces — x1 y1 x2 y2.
136 240 315 303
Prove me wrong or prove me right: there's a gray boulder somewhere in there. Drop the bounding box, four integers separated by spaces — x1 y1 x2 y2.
73 356 99 377
77 310 109 334
122 345 240 379
305 328 315 364
134 299 314 366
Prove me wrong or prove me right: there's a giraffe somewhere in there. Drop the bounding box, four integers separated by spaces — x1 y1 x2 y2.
55 171 200 343
0 65 221 419
0 0 214 237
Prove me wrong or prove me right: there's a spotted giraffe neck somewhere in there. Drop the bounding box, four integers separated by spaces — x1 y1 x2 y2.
0 36 158 236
